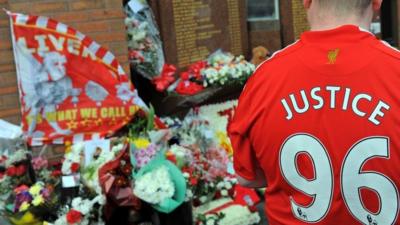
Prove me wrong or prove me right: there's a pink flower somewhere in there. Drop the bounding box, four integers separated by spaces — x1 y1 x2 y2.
32 157 48 170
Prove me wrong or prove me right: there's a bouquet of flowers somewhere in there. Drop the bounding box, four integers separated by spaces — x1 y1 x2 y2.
81 140 126 195
51 195 106 225
133 165 175 205
47 141 115 225
1 149 35 196
125 0 165 79
32 146 63 185
178 147 236 207
98 144 141 220
5 182 58 225
194 198 260 225
160 102 242 206
196 100 238 156
125 106 186 214
202 50 255 88
168 51 255 96
131 138 159 169
175 61 207 96
61 143 83 176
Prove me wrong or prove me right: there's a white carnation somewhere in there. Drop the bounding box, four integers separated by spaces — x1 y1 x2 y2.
224 182 232 190
199 196 208 203
134 166 175 204
221 190 228 196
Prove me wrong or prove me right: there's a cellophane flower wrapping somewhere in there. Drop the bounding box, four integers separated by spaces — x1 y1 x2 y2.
4 181 59 225
133 165 175 205
125 0 165 80
98 144 141 220
1 149 35 198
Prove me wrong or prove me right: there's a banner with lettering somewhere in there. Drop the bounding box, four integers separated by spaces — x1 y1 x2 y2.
8 11 147 145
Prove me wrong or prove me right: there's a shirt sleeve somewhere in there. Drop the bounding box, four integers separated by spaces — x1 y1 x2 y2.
228 70 266 181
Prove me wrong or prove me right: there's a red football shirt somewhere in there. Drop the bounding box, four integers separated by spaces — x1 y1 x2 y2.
229 25 400 225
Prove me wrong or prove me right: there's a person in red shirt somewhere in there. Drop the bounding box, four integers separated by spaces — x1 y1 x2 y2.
227 0 400 224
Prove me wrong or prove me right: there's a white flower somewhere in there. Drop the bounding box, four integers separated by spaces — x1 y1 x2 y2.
6 149 29 167
221 190 228 196
217 182 224 189
134 166 175 204
53 216 67 225
61 160 72 175
224 182 232 190
111 143 124 153
186 189 193 198
71 197 92 215
206 220 215 225
71 195 105 216
199 196 208 203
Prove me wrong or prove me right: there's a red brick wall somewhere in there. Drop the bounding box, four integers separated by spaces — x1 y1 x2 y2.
0 0 129 124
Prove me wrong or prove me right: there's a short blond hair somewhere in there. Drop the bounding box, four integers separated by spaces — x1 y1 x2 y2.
317 0 372 15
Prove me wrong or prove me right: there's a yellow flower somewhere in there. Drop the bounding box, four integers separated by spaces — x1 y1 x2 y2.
32 195 44 206
29 184 42 197
133 138 150 149
216 131 233 156
19 202 31 212
65 141 72 154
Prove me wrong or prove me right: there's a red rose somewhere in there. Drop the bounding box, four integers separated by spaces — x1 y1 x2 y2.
14 184 29 194
71 163 80 173
129 50 145 62
182 167 193 175
66 209 82 224
6 166 16 176
190 177 198 186
15 165 26 176
214 191 221 199
51 170 62 177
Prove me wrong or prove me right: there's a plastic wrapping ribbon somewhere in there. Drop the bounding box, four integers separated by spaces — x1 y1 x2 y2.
174 61 208 96
175 81 205 96
152 64 177 92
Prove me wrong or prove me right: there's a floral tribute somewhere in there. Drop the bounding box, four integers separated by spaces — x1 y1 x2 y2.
125 0 165 80
0 99 261 225
147 50 255 96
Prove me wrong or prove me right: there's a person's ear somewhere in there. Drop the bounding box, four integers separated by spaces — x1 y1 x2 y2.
303 0 312 9
372 0 382 11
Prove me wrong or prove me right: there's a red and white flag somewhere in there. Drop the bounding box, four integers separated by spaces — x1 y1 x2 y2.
7 11 146 145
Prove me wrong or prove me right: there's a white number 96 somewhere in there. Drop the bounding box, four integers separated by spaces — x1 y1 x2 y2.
279 134 399 224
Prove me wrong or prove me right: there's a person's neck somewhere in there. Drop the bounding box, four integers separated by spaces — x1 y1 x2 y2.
309 16 371 32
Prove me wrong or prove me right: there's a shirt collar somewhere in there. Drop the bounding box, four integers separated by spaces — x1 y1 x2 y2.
300 25 375 44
